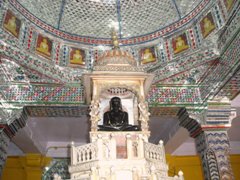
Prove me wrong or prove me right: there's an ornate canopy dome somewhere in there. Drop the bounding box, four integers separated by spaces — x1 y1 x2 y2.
93 49 144 72
93 29 144 72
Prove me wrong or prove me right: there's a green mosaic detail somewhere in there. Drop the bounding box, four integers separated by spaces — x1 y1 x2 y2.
42 158 70 180
0 85 85 104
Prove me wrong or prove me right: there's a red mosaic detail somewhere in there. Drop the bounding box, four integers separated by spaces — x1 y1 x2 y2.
189 28 196 49
55 43 60 64
94 50 98 61
147 86 201 104
27 28 33 49
165 41 171 60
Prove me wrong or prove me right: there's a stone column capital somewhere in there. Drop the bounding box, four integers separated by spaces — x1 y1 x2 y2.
178 105 236 138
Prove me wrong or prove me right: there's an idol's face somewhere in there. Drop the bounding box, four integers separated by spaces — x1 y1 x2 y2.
111 97 121 110
113 99 120 106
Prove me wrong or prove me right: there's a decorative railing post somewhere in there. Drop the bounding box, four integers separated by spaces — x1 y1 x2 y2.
126 134 133 159
110 133 116 159
97 134 103 160
150 166 157 180
159 140 165 162
90 167 97 180
137 134 144 158
71 141 75 165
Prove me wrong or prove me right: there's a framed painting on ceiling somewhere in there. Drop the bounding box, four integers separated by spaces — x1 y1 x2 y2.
35 34 53 59
224 0 235 12
172 33 189 54
3 10 21 38
200 12 216 38
69 48 85 66
140 47 156 65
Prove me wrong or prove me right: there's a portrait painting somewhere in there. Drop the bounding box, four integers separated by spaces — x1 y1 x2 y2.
140 46 156 64
200 12 216 38
35 34 52 58
3 10 21 38
172 33 189 54
69 48 85 66
224 0 235 12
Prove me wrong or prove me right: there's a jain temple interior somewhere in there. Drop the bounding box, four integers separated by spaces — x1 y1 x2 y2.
0 0 240 179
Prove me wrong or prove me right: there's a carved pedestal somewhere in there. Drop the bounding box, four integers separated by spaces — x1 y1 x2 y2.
69 131 183 180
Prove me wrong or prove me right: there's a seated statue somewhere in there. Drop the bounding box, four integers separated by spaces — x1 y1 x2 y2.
70 49 84 65
141 48 156 64
174 36 189 54
37 38 50 55
202 17 215 38
4 16 18 37
98 97 140 131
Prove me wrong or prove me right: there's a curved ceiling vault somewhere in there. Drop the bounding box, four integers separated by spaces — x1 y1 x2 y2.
14 0 202 39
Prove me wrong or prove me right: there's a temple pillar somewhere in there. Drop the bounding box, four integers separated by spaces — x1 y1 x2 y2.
195 129 233 180
0 130 10 177
20 154 51 180
126 134 133 159
0 108 29 178
2 153 51 180
178 96 236 180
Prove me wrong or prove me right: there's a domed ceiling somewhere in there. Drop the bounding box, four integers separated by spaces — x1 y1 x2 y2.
14 0 203 39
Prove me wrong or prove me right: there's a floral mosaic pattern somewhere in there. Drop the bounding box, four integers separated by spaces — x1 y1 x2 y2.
0 85 84 104
147 86 202 105
42 159 70 180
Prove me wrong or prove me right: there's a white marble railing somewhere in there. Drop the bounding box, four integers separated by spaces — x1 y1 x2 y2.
144 140 165 162
71 142 97 165
71 136 166 165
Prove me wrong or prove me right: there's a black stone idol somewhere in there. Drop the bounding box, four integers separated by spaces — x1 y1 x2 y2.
98 97 140 131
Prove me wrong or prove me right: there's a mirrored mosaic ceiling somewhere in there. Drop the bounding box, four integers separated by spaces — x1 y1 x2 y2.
4 0 231 48
0 0 238 85
12 0 203 39
0 0 239 137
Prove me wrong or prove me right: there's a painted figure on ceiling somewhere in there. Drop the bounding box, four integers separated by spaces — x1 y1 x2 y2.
36 35 52 58
141 47 156 64
172 33 189 54
224 0 235 12
200 12 216 38
3 10 21 38
70 48 85 65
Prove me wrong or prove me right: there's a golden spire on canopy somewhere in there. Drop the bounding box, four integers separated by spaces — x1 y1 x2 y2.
111 28 120 49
